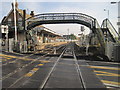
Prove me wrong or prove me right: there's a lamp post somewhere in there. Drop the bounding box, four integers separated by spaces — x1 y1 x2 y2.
104 9 109 19
111 1 120 36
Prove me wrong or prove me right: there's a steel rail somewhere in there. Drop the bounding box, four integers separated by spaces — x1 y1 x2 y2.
39 46 67 89
72 44 86 89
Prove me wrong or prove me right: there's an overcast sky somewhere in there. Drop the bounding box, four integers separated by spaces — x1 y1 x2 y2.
0 0 119 36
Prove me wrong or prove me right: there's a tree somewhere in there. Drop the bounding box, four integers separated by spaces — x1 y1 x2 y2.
70 34 77 40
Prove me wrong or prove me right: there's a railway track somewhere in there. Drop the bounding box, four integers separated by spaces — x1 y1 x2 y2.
39 43 86 89
1 43 108 89
39 44 67 89
38 42 106 89
1 44 67 89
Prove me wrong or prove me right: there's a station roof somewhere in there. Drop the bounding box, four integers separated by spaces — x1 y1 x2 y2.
33 25 61 37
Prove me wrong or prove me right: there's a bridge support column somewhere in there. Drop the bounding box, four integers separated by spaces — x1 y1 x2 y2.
47 34 50 43
42 33 44 43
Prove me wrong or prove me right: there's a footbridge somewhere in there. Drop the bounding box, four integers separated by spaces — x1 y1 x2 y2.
26 13 105 53
26 13 120 60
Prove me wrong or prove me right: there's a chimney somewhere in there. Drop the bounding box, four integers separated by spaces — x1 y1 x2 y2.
30 11 34 17
12 1 18 9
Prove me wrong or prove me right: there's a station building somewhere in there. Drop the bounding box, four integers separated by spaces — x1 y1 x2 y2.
0 1 64 52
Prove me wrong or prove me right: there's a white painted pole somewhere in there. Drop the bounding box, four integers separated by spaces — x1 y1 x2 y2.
13 0 17 43
111 1 120 35
118 2 120 35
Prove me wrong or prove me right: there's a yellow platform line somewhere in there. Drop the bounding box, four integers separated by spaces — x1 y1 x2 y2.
25 72 33 77
101 80 120 86
6 58 11 59
94 70 120 77
0 54 52 63
38 64 44 66
32 68 39 71
90 66 120 70
0 54 17 58
41 60 50 63
0 54 33 61
96 74 120 76
25 68 39 77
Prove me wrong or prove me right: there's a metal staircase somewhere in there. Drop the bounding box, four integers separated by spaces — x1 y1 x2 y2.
101 19 120 61
101 19 119 43
94 20 105 53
